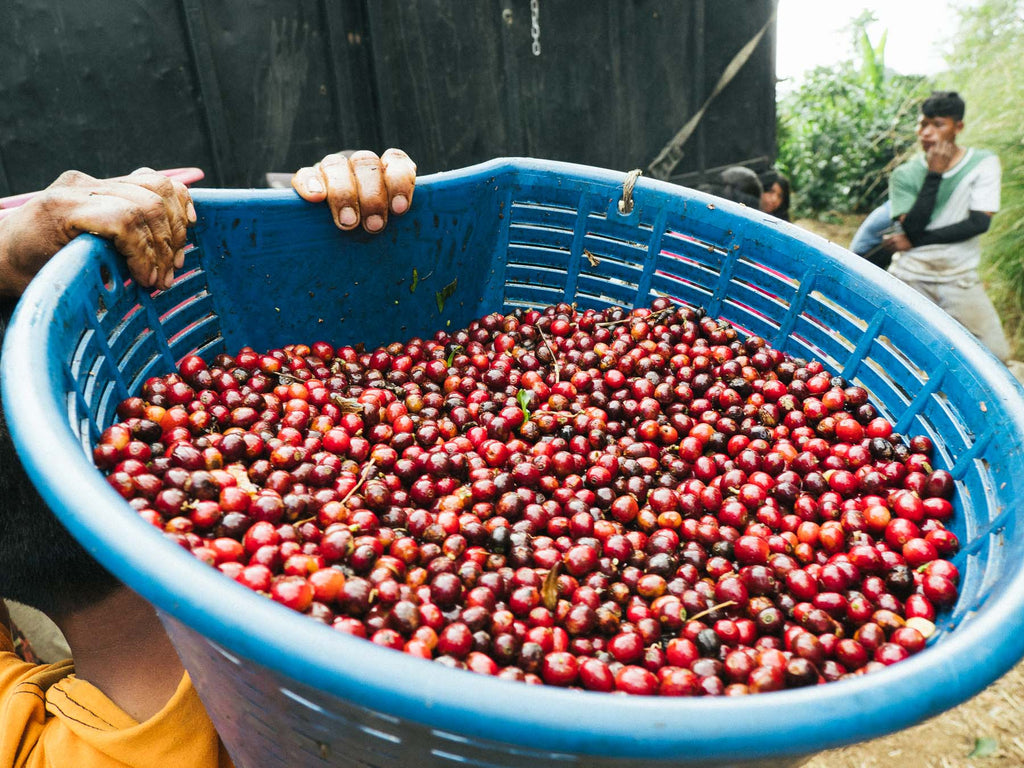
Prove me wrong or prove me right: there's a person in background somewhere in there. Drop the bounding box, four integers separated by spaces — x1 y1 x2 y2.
0 149 416 768
699 165 763 209
759 169 791 221
879 91 1009 362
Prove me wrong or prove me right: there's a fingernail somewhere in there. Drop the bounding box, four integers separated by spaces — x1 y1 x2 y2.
174 250 185 269
306 176 324 194
148 266 158 286
163 270 175 290
392 195 408 214
186 201 197 223
366 214 383 232
339 207 357 226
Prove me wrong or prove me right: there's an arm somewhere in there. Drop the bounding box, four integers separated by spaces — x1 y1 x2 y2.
0 169 194 297
900 172 943 241
898 141 961 242
907 209 993 247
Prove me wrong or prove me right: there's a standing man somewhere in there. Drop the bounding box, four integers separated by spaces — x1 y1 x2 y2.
882 91 1010 361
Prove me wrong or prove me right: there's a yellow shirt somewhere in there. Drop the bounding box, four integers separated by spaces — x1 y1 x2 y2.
0 625 234 767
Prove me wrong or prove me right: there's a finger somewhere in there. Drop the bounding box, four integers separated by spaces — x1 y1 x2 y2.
381 148 417 216
63 194 164 288
349 150 388 233
123 168 194 280
103 169 190 284
319 153 361 230
101 175 182 289
291 164 327 202
113 167 194 225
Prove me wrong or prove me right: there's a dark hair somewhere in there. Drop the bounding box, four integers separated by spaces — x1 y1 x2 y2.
921 91 965 122
759 169 791 222
707 166 763 209
0 304 121 615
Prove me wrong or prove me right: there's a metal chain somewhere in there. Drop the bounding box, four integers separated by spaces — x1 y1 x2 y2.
530 0 541 56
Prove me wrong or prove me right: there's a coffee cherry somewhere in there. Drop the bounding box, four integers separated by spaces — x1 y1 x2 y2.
95 301 961 697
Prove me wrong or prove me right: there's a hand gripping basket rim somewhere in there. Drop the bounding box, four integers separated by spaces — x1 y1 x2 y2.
5 158 1024 764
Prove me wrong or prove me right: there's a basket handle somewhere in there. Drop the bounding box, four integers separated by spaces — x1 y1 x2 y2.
618 169 643 214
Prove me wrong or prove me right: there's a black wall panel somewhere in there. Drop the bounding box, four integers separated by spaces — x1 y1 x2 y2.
0 0 776 194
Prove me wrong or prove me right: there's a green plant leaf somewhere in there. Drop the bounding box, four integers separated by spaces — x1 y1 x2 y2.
446 344 463 368
968 736 999 758
435 278 458 314
516 388 531 421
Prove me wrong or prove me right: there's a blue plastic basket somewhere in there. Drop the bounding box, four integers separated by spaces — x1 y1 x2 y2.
5 158 1024 768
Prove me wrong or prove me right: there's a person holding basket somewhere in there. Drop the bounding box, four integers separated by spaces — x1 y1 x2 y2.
0 150 416 767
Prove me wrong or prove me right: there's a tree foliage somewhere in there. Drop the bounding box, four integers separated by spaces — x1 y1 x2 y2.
776 13 932 218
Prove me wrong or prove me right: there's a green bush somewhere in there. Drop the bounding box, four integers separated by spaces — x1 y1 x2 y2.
776 14 932 218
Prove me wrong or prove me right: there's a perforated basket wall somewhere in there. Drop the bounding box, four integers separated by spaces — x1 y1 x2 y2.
5 159 1024 768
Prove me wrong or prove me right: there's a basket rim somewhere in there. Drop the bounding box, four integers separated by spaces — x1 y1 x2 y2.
5 157 1024 761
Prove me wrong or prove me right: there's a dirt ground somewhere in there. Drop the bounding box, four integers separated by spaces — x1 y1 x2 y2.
802 662 1024 767
794 214 1024 768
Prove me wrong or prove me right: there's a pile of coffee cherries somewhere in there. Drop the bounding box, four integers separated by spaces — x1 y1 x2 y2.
94 299 960 695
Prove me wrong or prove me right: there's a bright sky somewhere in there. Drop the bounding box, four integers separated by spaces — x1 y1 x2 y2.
775 0 978 88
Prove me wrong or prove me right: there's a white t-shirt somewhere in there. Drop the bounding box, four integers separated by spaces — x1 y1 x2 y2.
888 148 1001 282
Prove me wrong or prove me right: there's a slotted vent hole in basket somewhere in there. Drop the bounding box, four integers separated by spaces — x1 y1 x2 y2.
503 213 570 308
114 322 157 384
786 326 844 376
924 389 978 470
429 729 578 764
510 200 578 218
67 332 103 449
795 304 857 364
655 246 720 274
720 285 788 341
845 373 899 424
651 265 716 309
99 263 115 292
578 252 642 294
807 290 868 328
119 345 173 405
859 353 913 419
973 456 1008 534
583 225 648 255
157 287 209 327
505 273 570 308
165 312 221 353
663 226 731 258
575 274 641 309
657 246 720 278
107 302 144 345
660 242 729 286
508 202 577 241
733 254 801 294
65 388 92 454
874 332 930 383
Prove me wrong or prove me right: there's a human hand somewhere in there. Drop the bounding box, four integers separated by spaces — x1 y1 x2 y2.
882 233 913 253
0 169 195 297
925 141 957 174
291 149 416 233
